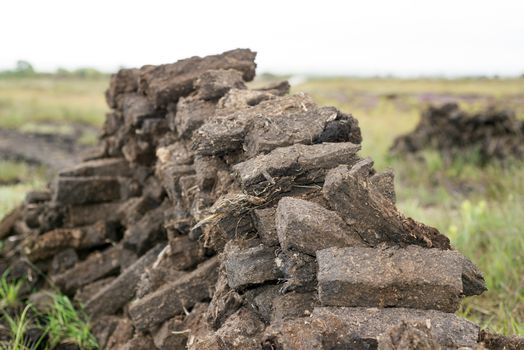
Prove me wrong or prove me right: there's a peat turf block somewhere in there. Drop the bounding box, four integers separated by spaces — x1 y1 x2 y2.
317 245 485 312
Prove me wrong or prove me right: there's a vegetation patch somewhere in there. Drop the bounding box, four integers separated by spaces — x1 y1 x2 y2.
0 272 98 350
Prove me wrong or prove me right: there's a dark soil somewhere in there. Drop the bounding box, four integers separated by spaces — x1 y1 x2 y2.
0 124 96 171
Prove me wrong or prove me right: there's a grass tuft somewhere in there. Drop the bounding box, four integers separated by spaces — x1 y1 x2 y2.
0 272 23 310
0 273 98 349
44 294 98 349
2 305 35 350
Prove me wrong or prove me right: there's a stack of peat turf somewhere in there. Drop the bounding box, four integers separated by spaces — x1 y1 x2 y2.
0 49 521 350
390 102 524 164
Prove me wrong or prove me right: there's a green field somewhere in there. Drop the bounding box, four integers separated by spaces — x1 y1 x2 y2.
0 77 107 129
0 75 523 336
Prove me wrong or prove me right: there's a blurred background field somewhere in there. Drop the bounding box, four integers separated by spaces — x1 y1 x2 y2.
0 73 523 335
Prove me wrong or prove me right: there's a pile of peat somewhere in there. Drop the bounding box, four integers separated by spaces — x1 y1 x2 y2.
0 49 522 350
391 103 524 164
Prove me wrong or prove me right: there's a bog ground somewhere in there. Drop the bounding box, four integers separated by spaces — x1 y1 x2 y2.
0 74 523 337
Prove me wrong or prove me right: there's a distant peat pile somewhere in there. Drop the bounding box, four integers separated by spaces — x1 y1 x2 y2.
391 103 524 164
1 50 522 350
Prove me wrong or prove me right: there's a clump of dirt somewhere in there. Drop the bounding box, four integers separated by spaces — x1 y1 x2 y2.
390 103 524 164
0 50 521 350
0 124 96 171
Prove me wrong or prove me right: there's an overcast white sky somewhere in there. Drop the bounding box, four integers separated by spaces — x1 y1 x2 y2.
1 0 523 76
